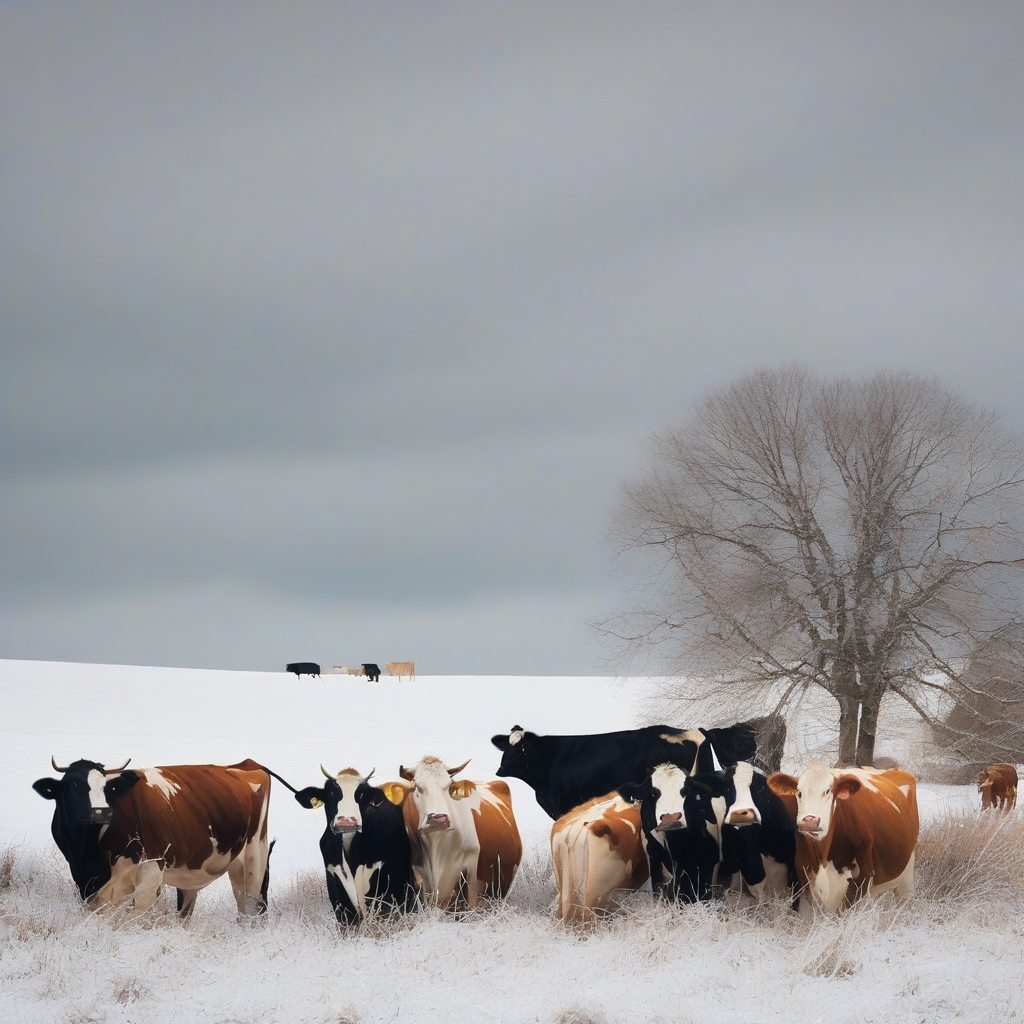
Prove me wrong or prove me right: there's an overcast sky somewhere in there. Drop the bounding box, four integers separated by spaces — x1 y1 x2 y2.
2 4 1022 675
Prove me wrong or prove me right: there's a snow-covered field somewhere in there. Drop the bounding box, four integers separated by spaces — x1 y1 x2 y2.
1 659 1021 1024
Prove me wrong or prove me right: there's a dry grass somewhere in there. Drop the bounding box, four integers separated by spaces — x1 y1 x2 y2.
916 810 1024 904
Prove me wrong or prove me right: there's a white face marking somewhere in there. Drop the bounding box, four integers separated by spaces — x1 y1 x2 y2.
795 763 838 838
408 759 458 828
330 770 364 832
140 768 180 801
651 764 688 830
727 762 762 825
87 769 110 814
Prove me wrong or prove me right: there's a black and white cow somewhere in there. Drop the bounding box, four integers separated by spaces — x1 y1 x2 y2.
686 761 797 903
295 766 416 924
490 722 758 821
619 763 723 903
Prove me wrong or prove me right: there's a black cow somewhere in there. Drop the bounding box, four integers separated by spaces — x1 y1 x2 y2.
490 722 757 820
287 662 321 678
362 663 381 682
619 763 722 903
687 762 797 904
295 766 416 924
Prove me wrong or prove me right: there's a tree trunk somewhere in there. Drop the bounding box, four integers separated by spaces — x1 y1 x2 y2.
856 696 882 767
836 694 859 766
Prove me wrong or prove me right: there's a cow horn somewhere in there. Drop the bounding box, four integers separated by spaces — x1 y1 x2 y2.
447 759 471 777
104 758 131 774
399 765 414 782
51 755 70 774
320 764 335 780
362 768 375 784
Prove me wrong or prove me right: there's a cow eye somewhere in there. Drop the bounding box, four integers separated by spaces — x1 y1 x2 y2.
797 790 802 798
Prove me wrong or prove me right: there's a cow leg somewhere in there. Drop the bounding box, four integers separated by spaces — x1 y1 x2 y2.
177 888 200 918
228 836 270 916
464 872 487 910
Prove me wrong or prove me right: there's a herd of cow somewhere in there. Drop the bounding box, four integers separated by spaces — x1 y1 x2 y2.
31 716 1019 927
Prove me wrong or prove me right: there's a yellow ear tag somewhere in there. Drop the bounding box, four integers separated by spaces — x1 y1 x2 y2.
383 783 405 806
310 797 323 809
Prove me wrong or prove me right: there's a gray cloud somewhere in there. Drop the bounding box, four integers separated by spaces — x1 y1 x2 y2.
2 3 1022 671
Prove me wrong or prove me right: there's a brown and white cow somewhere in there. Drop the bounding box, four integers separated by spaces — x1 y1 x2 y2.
33 757 273 918
385 756 522 909
768 763 918 913
385 661 416 680
550 792 649 925
977 763 1018 813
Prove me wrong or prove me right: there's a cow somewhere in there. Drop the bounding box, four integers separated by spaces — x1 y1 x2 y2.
386 756 522 909
339 665 366 676
294 766 416 924
977 763 1018 814
33 757 273 918
619 764 724 903
767 763 919 913
362 663 381 682
550 792 649 925
287 662 321 678
385 661 416 681
685 761 797 903
490 720 759 821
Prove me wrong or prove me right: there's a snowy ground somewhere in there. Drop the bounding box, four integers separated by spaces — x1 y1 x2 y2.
1 659 1021 1024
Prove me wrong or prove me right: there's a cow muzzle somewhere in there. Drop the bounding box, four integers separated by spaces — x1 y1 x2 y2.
655 811 683 832
331 816 360 835
727 807 759 826
798 814 821 834
420 812 451 833
91 807 112 825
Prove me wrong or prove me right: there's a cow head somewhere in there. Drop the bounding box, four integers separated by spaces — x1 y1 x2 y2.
398 756 471 833
490 725 543 785
295 766 377 834
769 762 861 838
689 762 765 826
620 764 682 839
33 757 137 827
32 757 138 900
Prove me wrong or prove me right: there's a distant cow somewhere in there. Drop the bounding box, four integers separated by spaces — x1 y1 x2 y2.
491 721 758 821
362 663 381 682
340 665 366 676
768 763 919 913
33 757 273 918
287 662 321 678
294 766 416 924
386 661 416 680
620 764 724 903
550 793 649 925
686 761 797 903
388 756 522 909
977 763 1018 813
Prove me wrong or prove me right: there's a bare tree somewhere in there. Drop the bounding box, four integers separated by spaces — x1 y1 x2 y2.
607 366 1024 766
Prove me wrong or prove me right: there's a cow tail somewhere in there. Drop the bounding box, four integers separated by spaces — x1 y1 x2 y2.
253 764 302 794
260 839 276 912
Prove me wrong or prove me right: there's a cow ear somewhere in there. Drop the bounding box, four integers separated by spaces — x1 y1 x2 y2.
490 734 510 752
618 782 645 804
32 777 62 800
767 772 798 796
834 776 861 801
381 782 411 806
295 786 327 809
104 771 140 802
688 773 728 797
449 780 474 800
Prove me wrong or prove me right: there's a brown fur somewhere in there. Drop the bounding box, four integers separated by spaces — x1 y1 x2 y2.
550 793 649 924
977 763 1018 814
768 767 918 910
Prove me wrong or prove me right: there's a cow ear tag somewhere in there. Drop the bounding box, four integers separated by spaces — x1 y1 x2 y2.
309 797 323 809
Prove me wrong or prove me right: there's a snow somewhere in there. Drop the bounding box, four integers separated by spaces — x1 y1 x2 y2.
0 659 1021 1024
